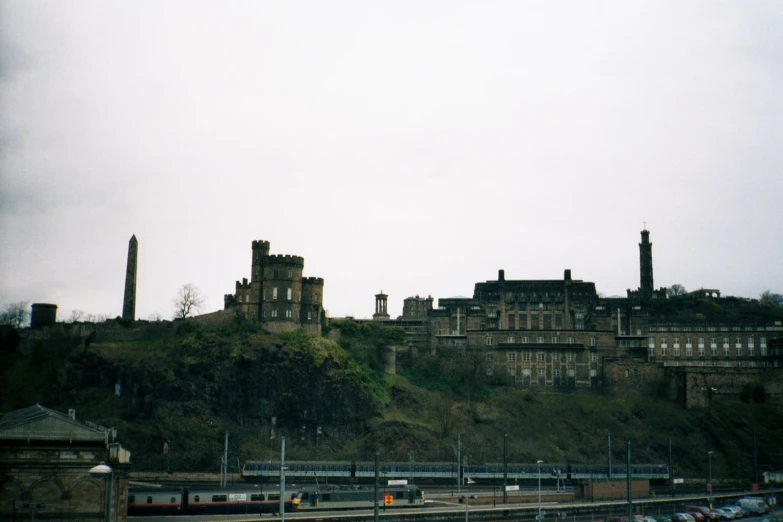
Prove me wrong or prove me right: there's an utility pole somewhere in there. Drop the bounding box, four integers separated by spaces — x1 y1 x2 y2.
626 441 632 521
753 431 758 487
374 453 380 522
503 433 508 504
608 431 612 480
280 437 286 522
457 433 461 493
222 432 229 487
669 437 674 498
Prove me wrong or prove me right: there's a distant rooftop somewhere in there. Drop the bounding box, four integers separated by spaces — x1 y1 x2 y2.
0 403 107 443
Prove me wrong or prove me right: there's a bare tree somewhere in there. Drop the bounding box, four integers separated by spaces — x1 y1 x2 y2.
69 309 85 323
666 284 687 298
148 311 164 322
0 302 30 328
760 290 783 307
173 284 206 319
435 400 457 440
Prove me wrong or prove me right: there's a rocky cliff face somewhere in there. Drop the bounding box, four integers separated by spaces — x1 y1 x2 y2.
3 325 380 470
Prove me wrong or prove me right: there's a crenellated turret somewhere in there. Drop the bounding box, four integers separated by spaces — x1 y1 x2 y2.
225 240 323 334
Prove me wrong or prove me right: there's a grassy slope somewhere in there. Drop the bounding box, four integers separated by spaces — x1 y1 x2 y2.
367 376 783 481
2 324 782 480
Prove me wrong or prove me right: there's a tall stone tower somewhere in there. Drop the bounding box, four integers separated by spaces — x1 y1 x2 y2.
639 228 654 300
122 235 138 321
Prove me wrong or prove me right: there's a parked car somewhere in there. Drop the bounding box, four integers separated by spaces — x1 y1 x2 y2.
672 514 696 522
722 506 744 519
654 516 672 522
686 505 720 521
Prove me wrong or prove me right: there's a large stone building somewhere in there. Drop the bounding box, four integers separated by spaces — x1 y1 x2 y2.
0 404 131 522
224 240 324 334
368 229 783 403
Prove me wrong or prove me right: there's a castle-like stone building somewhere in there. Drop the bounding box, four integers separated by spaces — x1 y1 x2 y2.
224 240 323 334
367 229 783 404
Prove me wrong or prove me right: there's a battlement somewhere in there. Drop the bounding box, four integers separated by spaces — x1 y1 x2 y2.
302 277 325 285
235 278 250 290
252 240 271 250
266 254 305 267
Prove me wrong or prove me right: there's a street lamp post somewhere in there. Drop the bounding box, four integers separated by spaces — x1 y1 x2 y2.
537 460 544 522
707 451 713 493
89 462 114 522
503 433 508 504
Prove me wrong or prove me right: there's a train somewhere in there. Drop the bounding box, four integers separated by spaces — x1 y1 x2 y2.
763 471 783 484
127 486 293 516
241 460 669 484
292 484 425 511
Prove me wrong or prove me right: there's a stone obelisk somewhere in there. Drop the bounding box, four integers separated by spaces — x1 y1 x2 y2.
122 235 138 321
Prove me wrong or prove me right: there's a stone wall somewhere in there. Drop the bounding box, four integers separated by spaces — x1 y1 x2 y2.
602 357 668 397
187 309 236 329
582 479 650 501
681 367 783 408
602 358 783 407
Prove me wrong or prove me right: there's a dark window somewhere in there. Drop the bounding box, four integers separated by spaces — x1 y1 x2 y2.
170 497 176 503
268 495 279 501
251 494 264 501
129 496 135 505
147 497 153 504
212 495 227 502
396 491 404 499
194 495 200 502
322 494 331 501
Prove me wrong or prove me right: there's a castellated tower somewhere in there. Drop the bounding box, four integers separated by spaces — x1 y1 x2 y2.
301 277 325 327
225 240 323 334
250 240 271 321
261 254 305 332
639 229 654 300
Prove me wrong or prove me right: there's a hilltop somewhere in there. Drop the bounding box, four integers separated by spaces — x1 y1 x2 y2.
1 318 781 480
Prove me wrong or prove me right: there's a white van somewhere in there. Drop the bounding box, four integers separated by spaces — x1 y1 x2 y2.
736 497 768 515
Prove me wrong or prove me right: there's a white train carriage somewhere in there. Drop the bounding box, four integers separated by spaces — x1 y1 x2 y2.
355 461 456 481
292 484 425 511
464 463 566 481
242 461 352 481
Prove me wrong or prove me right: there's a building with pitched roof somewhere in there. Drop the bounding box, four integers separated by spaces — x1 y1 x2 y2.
0 404 131 522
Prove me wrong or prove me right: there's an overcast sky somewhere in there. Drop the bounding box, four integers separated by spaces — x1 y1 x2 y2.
1 1 782 322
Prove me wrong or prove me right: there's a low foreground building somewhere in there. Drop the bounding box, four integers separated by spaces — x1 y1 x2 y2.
0 404 131 522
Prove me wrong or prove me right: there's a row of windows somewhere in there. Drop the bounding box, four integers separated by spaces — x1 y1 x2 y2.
649 345 768 357
268 269 295 279
488 336 597 345
264 310 314 320
649 336 767 347
662 360 777 368
651 326 772 332
270 287 294 300
492 368 598 378
487 352 596 363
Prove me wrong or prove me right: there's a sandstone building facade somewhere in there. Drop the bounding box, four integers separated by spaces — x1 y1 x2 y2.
224 240 323 334
0 405 132 522
367 229 783 404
